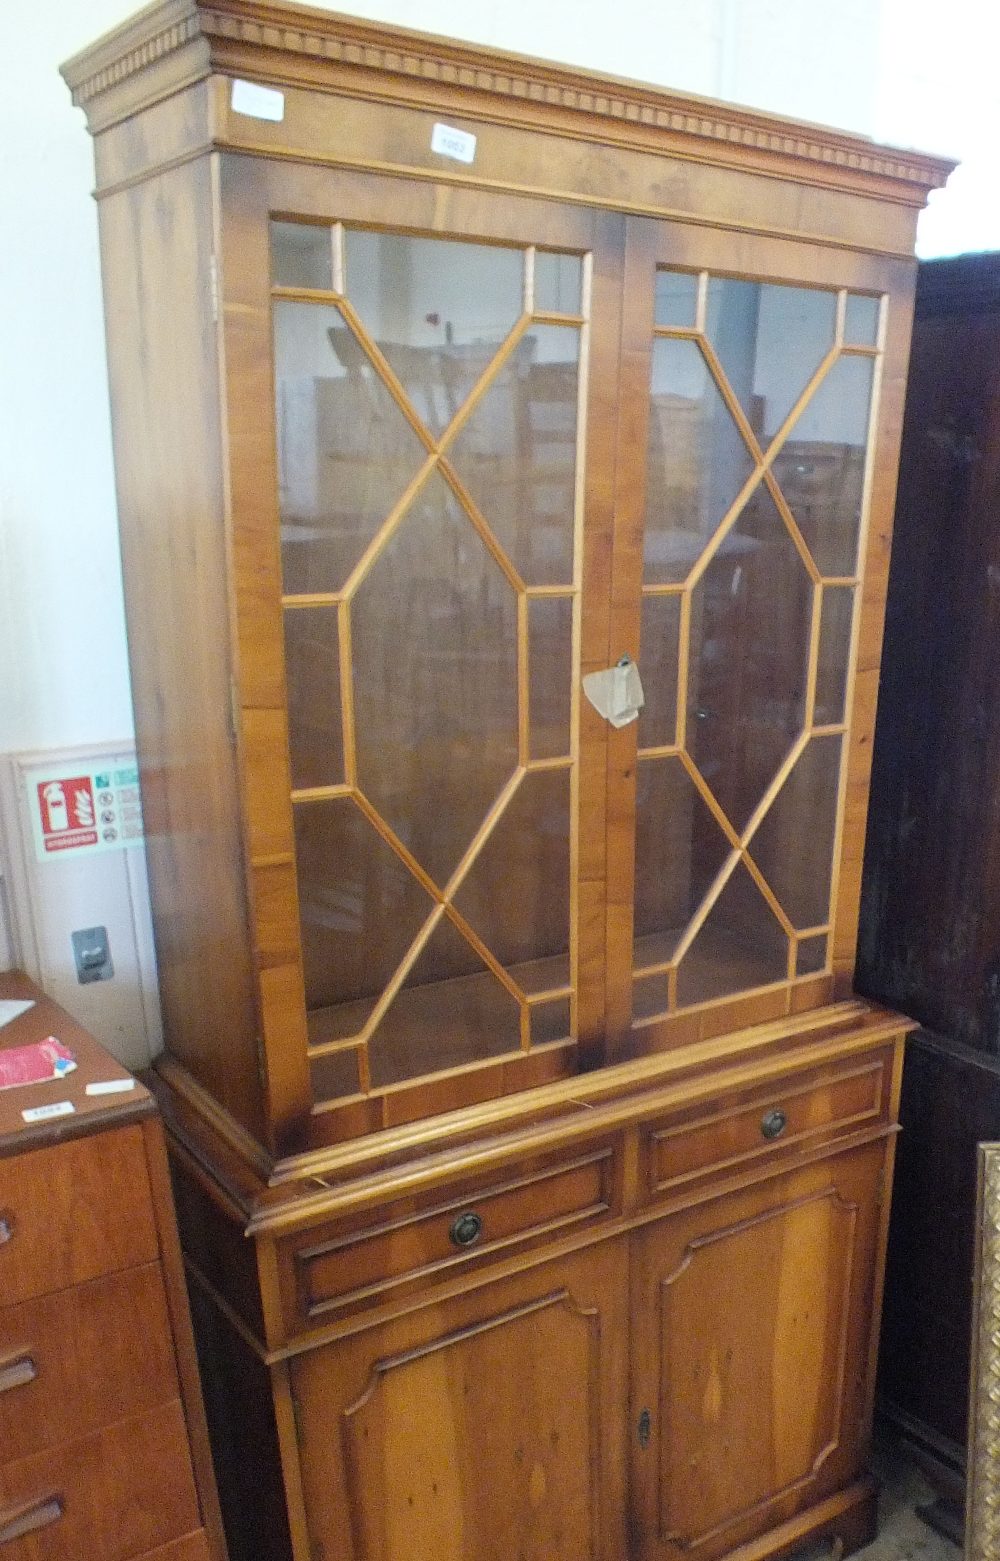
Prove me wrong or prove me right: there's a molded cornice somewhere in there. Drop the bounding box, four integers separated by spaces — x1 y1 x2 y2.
61 0 955 202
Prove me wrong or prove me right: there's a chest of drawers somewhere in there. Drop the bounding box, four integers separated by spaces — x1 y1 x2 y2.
0 974 225 1561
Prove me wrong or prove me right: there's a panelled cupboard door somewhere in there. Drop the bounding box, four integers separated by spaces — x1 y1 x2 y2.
629 1142 884 1560
218 155 625 1143
606 219 912 1057
288 1241 629 1561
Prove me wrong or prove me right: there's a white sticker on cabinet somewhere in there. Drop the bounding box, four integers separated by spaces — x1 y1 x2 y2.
431 122 477 163
231 79 286 122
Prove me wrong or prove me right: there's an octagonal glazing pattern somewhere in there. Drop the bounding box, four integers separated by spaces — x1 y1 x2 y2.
633 265 881 1023
272 224 585 1103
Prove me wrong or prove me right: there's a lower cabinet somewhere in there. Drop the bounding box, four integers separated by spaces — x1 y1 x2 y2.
630 1145 883 1561
290 1241 630 1561
170 1026 902 1561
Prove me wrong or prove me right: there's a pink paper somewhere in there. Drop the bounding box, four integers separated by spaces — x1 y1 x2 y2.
0 1037 77 1092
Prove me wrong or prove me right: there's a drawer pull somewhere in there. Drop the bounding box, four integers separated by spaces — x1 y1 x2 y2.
0 1494 63 1545
0 1351 36 1395
761 1108 788 1140
449 1211 483 1248
0 1211 13 1246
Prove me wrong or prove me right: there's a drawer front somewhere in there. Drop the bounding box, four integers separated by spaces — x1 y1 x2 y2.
281 1144 618 1334
0 1264 177 1461
0 1124 159 1306
645 1051 891 1200
0 1399 200 1559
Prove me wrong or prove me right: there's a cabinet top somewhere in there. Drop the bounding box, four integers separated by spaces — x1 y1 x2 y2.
62 0 954 204
0 972 153 1156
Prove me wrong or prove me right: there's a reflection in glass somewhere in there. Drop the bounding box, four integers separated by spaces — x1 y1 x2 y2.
654 270 698 329
534 251 582 315
705 278 836 445
633 972 670 1022
748 735 843 930
844 294 880 346
638 594 681 748
676 860 788 1006
368 915 521 1086
771 354 875 577
528 596 573 760
352 471 519 886
284 607 343 791
273 301 426 595
447 326 579 585
815 586 855 725
633 757 731 969
687 487 812 832
270 221 333 290
644 338 755 584
296 797 435 1039
344 229 523 436
796 934 829 976
452 770 571 989
531 997 572 1046
310 1048 361 1102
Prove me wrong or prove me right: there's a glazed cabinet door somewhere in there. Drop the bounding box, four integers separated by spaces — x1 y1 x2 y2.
606 220 913 1055
218 156 624 1149
629 1142 885 1560
287 1240 629 1561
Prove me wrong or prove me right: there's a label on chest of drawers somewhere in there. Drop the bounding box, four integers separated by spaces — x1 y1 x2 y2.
22 1099 75 1123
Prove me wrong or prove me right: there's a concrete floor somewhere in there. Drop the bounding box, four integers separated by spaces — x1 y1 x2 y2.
792 1445 962 1561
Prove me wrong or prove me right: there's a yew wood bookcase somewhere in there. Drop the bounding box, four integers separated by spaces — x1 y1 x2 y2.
62 6 953 1559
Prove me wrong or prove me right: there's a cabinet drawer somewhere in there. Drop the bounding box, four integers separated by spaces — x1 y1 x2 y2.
0 1124 158 1306
281 1144 617 1334
0 1264 177 1461
0 1399 199 1559
644 1052 891 1200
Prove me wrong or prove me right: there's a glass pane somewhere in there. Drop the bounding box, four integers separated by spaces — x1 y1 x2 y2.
770 354 875 578
633 972 670 1022
284 607 343 790
531 996 571 1046
633 757 732 969
705 279 836 445
687 487 812 833
270 221 333 290
273 301 426 595
352 470 519 886
295 797 435 1039
529 596 573 760
796 935 829 976
638 594 681 748
344 229 523 437
654 269 698 329
844 294 880 346
644 338 755 584
815 585 854 725
748 734 843 930
310 1048 361 1102
447 325 579 586
676 861 788 1007
451 769 571 992
368 915 521 1086
534 251 582 314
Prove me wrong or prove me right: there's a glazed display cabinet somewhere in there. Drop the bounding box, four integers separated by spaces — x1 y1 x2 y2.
62 5 952 1558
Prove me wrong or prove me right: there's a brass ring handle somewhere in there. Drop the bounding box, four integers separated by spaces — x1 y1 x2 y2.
0 1494 63 1545
761 1108 787 1140
449 1211 483 1248
0 1351 36 1396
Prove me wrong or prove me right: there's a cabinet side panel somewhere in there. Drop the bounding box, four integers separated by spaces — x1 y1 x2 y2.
97 157 263 1143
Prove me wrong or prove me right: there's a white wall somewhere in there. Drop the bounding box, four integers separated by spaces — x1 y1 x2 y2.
0 0 993 767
